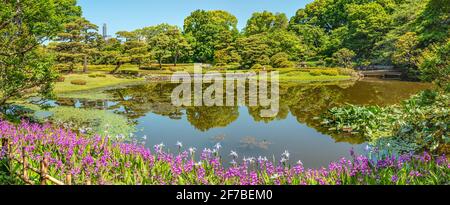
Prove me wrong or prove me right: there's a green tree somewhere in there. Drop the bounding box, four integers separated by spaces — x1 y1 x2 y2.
138 24 189 67
149 32 171 69
418 39 450 89
345 2 392 58
236 34 272 69
116 31 150 69
265 30 306 61
184 10 238 63
288 24 329 57
214 44 241 66
332 48 356 68
392 32 420 70
370 0 428 65
0 0 81 106
244 11 288 35
51 17 98 73
415 0 450 46
100 38 131 74
167 27 191 66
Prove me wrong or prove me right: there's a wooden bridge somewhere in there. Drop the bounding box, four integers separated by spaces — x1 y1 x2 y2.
360 70 403 79
357 66 403 79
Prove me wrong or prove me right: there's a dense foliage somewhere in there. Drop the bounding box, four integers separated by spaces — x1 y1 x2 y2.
322 90 449 154
1 0 448 108
0 0 81 106
42 0 449 80
0 120 448 185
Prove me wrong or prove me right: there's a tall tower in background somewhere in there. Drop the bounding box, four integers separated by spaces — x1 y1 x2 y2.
102 23 107 39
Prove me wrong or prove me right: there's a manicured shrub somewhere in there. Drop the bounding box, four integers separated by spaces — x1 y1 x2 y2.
263 65 273 71
337 68 357 76
118 70 140 76
88 73 107 78
278 61 295 68
251 64 263 70
70 79 87 85
271 52 291 68
139 66 160 70
310 70 322 76
215 63 227 67
320 70 339 76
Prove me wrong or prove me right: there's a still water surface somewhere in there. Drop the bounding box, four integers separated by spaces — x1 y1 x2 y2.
55 79 431 168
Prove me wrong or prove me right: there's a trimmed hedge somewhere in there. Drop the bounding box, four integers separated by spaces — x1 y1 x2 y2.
70 79 87 85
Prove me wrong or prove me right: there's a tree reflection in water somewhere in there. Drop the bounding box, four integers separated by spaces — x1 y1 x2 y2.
56 79 431 145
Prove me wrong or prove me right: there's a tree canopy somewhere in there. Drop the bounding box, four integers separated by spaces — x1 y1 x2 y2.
0 0 81 105
2 0 448 106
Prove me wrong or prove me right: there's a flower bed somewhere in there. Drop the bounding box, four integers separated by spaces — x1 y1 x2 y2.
0 120 448 185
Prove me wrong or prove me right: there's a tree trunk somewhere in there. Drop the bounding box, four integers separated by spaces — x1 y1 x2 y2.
159 57 162 69
110 62 122 74
83 55 88 73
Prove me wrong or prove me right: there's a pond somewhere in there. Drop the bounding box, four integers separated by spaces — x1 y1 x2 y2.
52 79 431 168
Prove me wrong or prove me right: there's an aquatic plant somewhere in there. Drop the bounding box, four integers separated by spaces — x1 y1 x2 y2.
322 90 449 154
0 120 448 185
36 107 136 138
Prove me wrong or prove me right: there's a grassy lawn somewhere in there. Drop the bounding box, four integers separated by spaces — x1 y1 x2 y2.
256 67 353 82
54 72 144 94
53 65 354 99
277 71 351 81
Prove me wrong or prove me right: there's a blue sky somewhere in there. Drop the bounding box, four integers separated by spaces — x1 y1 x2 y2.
78 0 313 35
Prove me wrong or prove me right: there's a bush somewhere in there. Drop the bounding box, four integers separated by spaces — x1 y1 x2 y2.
271 52 291 68
310 70 322 76
316 60 326 66
118 70 140 76
324 57 334 66
139 66 161 70
418 39 450 89
88 73 106 78
70 79 87 85
213 63 241 70
320 70 339 76
308 68 341 76
337 68 357 76
215 63 227 67
332 48 356 68
251 64 263 70
321 91 450 154
278 61 295 68
264 65 273 71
